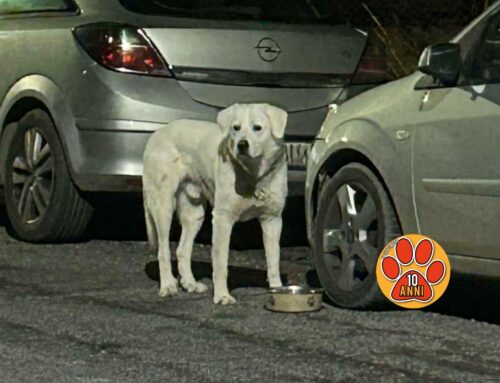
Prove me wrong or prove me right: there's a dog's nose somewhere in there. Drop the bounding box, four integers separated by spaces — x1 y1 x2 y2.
237 140 249 154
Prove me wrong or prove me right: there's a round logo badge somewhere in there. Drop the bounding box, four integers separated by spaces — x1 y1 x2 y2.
376 235 451 309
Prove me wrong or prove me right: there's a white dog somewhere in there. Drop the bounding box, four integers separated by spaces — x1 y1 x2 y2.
142 104 288 305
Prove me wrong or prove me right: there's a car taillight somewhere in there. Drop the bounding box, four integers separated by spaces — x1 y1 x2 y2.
351 36 388 85
73 23 171 77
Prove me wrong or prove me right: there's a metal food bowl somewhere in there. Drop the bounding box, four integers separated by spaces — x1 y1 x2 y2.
265 285 324 313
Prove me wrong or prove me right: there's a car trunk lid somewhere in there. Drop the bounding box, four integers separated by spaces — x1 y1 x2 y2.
144 25 367 110
145 25 367 86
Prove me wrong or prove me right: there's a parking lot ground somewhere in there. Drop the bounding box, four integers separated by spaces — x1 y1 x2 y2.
0 206 499 383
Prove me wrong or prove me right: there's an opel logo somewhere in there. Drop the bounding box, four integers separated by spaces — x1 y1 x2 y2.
255 38 281 62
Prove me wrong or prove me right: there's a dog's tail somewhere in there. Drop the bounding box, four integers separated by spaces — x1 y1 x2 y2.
144 203 158 254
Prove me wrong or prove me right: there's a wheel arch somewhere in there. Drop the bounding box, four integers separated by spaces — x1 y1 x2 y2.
308 148 403 241
0 75 81 185
2 97 51 126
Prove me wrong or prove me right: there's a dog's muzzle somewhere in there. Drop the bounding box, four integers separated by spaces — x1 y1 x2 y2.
237 140 250 155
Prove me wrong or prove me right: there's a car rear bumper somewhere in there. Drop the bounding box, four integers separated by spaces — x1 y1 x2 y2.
65 63 329 196
74 172 307 196
71 125 308 196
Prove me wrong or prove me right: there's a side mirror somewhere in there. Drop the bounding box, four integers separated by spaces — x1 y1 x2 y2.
418 43 461 87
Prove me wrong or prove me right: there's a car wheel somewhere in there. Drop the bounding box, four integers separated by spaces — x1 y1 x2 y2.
1 109 93 242
313 163 401 309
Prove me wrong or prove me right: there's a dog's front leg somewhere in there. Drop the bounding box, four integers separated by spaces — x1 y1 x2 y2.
260 216 283 288
212 212 237 305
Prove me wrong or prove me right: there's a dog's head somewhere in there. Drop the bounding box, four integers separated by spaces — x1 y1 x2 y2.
217 103 288 159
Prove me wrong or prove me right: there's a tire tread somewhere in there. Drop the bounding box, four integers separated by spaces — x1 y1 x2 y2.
313 162 401 310
1 109 93 243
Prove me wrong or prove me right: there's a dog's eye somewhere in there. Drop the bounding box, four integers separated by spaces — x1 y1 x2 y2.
233 125 241 131
253 124 263 132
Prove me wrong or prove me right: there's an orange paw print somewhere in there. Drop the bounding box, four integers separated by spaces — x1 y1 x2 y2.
381 237 446 304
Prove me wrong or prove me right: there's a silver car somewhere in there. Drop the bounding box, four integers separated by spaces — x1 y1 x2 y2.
306 2 500 308
0 0 386 242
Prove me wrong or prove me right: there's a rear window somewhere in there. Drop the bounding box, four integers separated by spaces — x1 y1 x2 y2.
119 1 486 28
0 0 77 16
119 0 370 26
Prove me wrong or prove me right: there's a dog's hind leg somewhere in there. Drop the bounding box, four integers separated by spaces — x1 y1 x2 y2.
154 195 179 297
176 188 208 294
144 202 158 254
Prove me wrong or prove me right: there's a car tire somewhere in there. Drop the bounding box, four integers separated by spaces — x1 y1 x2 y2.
1 109 93 242
313 163 401 309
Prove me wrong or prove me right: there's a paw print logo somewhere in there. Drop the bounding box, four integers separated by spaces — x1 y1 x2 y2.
376 235 451 309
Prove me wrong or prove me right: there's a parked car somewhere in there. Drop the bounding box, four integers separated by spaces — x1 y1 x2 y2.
0 0 386 242
305 1 500 309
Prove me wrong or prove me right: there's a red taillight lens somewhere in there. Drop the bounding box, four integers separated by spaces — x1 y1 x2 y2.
351 36 388 85
74 24 171 77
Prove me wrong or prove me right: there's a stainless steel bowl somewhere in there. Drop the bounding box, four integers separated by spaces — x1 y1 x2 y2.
265 285 324 313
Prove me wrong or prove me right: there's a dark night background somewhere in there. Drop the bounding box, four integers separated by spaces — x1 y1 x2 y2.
337 0 490 78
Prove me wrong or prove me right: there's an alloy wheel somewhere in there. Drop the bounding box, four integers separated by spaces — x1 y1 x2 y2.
11 128 54 224
322 183 380 292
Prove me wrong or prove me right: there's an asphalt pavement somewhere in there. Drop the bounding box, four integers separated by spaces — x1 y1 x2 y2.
0 202 499 383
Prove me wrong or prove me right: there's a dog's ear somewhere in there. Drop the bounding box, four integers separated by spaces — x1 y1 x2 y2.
264 104 288 139
217 104 239 134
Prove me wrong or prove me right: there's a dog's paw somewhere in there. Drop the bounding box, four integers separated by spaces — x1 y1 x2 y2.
159 281 179 297
213 294 237 305
182 280 209 294
254 188 270 201
269 281 283 289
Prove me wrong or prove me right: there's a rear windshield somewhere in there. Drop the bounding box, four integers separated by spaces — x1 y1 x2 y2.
119 0 484 28
119 0 369 26
0 0 77 15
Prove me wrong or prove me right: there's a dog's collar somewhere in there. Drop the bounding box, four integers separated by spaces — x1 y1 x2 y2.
218 135 286 199
219 135 286 182
256 144 286 182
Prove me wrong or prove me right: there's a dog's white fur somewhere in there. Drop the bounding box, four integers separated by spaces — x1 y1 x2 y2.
143 104 288 305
